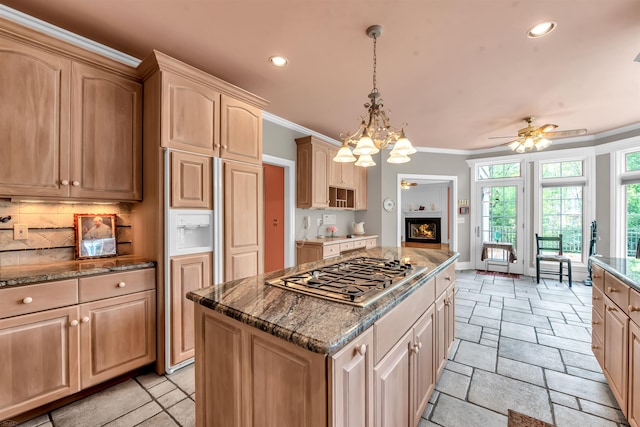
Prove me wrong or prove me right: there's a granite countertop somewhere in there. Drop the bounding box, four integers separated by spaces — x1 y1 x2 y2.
590 256 640 291
0 255 156 288
188 247 458 356
296 234 378 245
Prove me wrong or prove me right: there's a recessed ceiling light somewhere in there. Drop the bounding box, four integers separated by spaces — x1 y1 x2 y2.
269 56 288 67
527 21 556 38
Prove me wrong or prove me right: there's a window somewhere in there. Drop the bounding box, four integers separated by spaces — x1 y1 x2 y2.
477 162 520 180
626 183 640 256
619 149 640 256
541 160 583 178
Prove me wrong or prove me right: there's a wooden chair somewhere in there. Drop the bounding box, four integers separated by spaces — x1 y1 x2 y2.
535 233 572 287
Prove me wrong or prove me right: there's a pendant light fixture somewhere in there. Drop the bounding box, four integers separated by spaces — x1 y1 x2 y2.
334 25 416 167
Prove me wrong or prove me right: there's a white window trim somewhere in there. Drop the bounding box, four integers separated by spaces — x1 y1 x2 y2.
611 139 640 257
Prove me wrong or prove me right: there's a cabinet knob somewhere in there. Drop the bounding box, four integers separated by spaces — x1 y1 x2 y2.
72 180 80 186
592 320 599 325
118 282 126 288
70 320 78 326
356 344 367 356
592 296 599 301
593 274 600 278
591 344 599 350
61 179 69 186
417 341 423 350
445 276 451 281
607 287 617 293
607 306 617 312
630 305 640 312
222 145 228 149
81 316 90 323
412 344 420 354
22 297 33 304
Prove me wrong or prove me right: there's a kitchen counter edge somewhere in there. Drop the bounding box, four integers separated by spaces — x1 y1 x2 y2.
590 256 640 291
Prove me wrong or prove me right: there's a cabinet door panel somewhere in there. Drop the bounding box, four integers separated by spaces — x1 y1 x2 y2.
0 39 70 197
629 321 640 427
435 292 447 378
80 290 156 388
170 253 212 366
413 306 435 426
220 95 261 164
603 298 629 413
0 306 79 420
312 144 330 207
170 151 212 208
446 285 456 353
374 331 411 427
71 62 142 200
355 167 368 210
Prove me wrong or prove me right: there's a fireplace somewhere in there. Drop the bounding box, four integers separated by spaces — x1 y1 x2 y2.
405 217 441 244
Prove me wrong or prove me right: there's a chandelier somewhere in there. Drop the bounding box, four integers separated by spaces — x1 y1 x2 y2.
333 25 416 167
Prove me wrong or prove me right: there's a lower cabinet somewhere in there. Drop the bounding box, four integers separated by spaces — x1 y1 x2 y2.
629 320 640 427
413 306 436 426
603 296 629 415
435 283 455 378
374 328 412 427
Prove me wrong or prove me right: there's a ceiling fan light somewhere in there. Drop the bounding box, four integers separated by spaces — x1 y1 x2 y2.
524 137 535 149
353 135 379 156
333 145 357 162
541 124 558 133
507 141 521 151
393 134 417 155
387 150 410 164
527 21 556 38
355 154 376 167
515 144 526 154
536 137 552 150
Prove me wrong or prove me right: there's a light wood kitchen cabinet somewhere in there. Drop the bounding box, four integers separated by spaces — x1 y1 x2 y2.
435 282 455 379
629 320 640 427
330 327 373 427
374 328 412 427
412 305 436 426
329 148 356 188
220 95 262 164
296 235 379 264
170 252 212 366
355 166 368 210
224 160 264 281
0 24 142 201
604 295 629 415
170 151 213 209
0 306 80 421
296 136 330 208
79 290 156 388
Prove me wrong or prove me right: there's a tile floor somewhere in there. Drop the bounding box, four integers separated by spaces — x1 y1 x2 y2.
14 270 630 427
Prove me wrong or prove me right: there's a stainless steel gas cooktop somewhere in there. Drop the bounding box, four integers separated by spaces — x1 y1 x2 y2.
266 257 426 307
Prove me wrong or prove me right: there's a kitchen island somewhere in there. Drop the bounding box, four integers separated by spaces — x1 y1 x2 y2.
589 256 640 427
187 247 458 427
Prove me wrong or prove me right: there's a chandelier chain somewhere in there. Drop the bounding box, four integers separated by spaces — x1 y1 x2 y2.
372 34 377 93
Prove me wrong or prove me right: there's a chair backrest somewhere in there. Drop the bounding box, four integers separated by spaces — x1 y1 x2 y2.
536 233 563 256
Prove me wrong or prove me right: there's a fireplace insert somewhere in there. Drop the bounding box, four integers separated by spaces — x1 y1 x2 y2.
405 217 441 244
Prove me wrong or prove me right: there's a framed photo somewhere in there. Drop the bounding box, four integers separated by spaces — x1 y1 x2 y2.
459 206 470 215
74 214 117 259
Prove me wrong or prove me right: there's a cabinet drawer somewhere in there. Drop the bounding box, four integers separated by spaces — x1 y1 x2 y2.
353 239 367 249
365 238 377 249
592 327 604 368
592 307 604 345
630 288 640 325
592 264 604 292
323 244 340 258
374 278 435 364
592 286 604 318
339 241 354 252
79 268 156 302
604 272 629 314
0 279 78 319
435 263 456 297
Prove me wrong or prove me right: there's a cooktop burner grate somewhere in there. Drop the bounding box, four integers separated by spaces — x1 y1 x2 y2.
267 257 426 306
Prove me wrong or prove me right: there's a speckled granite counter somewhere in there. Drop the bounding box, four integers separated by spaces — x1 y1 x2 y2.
590 256 640 291
297 234 378 244
187 247 458 355
0 255 156 288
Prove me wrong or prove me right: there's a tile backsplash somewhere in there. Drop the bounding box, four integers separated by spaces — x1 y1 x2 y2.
0 200 133 267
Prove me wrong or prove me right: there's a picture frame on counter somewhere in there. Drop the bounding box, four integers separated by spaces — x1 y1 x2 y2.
74 213 118 259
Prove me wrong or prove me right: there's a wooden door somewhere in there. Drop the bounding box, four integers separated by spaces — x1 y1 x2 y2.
374 330 412 427
603 297 629 414
220 95 262 164
263 164 285 272
162 72 220 155
330 328 373 427
79 290 156 388
435 292 447 378
70 62 142 200
0 306 80 420
413 306 435 426
355 166 368 210
629 321 640 427
224 160 264 281
170 151 213 208
0 38 71 198
170 252 212 366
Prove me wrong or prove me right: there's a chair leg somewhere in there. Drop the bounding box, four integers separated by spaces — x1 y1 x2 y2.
559 262 563 283
568 260 572 288
536 258 541 284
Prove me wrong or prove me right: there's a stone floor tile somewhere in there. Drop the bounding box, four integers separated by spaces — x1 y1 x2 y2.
455 305 474 319
481 289 517 299
539 292 582 305
430 394 507 427
579 399 628 424
545 370 617 407
468 315 501 329
468 370 553 424
549 390 580 409
455 321 482 342
158 388 189 409
15 414 50 427
136 371 167 390
535 327 554 335
454 340 497 372
532 307 566 319
148 379 178 398
456 279 482 290
515 291 541 300
503 297 531 311
418 417 440 426
435 368 471 399
497 357 545 387
563 312 583 323
104 401 163 427
137 411 179 427
566 366 607 383
51 379 151 427
498 337 564 371
447 339 461 360
571 304 592 313
167 398 195 427
500 320 537 343
530 299 577 313
483 327 500 335
456 291 492 304
489 302 503 309
456 298 476 307
472 305 502 320
560 349 602 372
480 338 498 348
482 332 499 341
443 360 473 376
537 334 593 355
553 403 617 427
502 309 551 329
167 363 195 395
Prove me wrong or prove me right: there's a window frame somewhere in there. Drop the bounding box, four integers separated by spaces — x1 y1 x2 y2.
612 142 640 257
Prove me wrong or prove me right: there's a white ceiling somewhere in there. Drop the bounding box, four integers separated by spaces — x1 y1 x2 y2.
4 0 640 151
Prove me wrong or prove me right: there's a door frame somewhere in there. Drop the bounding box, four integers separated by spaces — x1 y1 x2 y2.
262 154 295 268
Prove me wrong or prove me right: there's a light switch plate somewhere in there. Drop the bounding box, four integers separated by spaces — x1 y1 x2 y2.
14 224 28 240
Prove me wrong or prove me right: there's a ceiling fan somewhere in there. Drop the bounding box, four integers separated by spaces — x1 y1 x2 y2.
490 117 587 153
400 179 418 190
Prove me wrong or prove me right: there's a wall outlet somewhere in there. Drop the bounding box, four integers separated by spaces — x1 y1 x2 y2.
317 218 323 227
303 216 311 229
14 224 28 240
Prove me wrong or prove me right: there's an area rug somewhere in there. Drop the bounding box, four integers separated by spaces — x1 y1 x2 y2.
508 409 554 427
476 270 520 279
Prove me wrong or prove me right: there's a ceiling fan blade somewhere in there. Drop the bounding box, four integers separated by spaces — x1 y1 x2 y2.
544 128 587 138
538 124 558 133
488 136 519 139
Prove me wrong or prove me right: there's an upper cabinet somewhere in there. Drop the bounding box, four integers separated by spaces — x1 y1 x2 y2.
0 21 142 201
139 51 266 165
